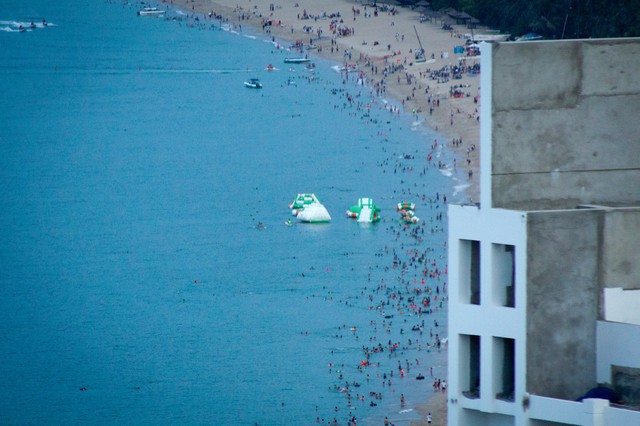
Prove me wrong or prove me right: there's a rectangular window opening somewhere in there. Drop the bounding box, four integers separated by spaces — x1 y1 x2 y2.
470 241 481 305
462 334 481 399
495 337 515 402
492 243 515 308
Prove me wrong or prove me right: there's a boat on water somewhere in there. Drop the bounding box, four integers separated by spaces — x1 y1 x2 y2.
138 7 165 16
346 198 381 223
289 193 331 223
244 78 262 89
284 57 310 64
336 64 358 72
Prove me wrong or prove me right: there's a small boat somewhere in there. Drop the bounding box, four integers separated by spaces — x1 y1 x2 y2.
244 78 262 89
284 57 310 64
337 64 358 72
265 64 278 71
138 7 166 16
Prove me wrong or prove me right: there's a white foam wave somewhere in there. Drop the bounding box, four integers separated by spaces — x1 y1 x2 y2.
439 167 453 177
0 19 53 32
0 26 24 32
453 183 470 196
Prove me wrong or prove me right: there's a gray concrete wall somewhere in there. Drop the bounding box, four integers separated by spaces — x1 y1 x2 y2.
489 39 640 210
526 210 600 399
601 208 640 290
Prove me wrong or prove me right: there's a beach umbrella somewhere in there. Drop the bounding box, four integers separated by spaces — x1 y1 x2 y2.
440 17 455 26
439 7 458 15
415 0 430 7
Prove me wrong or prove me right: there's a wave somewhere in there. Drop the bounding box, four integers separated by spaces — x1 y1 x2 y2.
439 167 453 177
453 183 470 196
0 26 26 32
0 19 53 32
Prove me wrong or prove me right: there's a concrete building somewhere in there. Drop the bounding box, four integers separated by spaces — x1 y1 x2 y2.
447 38 640 425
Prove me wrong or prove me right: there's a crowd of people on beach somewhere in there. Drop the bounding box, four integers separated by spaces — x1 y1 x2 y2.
312 81 452 423
154 1 475 423
312 193 450 424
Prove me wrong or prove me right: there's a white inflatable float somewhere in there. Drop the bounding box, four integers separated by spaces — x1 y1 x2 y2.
289 193 331 223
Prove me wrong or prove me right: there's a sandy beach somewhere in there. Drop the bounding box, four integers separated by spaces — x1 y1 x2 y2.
160 0 490 423
166 0 487 203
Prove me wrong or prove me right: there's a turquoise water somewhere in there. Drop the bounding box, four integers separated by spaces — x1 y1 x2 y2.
0 1 463 424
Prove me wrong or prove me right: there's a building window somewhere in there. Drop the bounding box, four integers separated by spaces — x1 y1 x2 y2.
459 239 481 305
494 337 515 402
492 244 515 307
461 334 481 399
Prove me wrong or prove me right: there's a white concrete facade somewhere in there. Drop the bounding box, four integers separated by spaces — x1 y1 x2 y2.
448 205 528 425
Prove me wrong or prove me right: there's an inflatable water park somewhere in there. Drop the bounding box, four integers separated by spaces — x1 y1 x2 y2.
289 193 331 223
345 198 381 223
286 194 420 225
397 202 420 224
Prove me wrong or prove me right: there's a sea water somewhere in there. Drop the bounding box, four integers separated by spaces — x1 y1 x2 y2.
0 1 465 424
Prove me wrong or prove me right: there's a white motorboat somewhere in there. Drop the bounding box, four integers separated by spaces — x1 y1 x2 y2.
244 78 263 89
284 58 310 64
138 7 165 16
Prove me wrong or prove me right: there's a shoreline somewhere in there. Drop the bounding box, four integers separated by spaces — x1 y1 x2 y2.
164 0 485 204
159 1 478 424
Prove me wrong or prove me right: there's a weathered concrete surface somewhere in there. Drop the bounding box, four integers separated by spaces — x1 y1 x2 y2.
601 208 640 290
489 39 640 210
526 210 600 399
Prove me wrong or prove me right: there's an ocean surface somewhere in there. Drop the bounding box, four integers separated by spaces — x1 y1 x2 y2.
0 1 466 424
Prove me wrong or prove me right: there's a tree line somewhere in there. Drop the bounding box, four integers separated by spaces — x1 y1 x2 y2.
403 0 640 39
